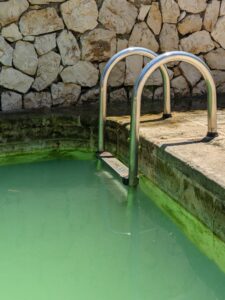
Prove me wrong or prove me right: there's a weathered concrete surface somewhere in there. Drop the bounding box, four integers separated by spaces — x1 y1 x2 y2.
106 109 225 241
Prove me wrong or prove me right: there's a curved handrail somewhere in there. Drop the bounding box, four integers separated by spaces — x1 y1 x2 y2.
98 47 171 153
129 51 218 186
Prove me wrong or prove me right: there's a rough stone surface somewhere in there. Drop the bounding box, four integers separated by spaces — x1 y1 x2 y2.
178 14 202 35
221 0 225 16
81 29 116 62
1 23 22 42
19 7 64 36
180 31 215 54
51 82 81 106
0 36 13 66
99 62 125 87
61 0 98 33
138 5 150 21
99 0 138 34
205 48 225 70
33 51 61 91
13 41 38 76
160 0 180 23
24 92 52 109
80 88 99 103
159 24 179 51
192 80 206 95
57 30 80 66
177 0 207 13
110 88 128 102
129 22 159 52
204 0 220 32
60 61 99 87
1 91 22 111
145 68 174 86
0 67 33 93
171 75 190 96
147 3 162 35
0 0 29 27
180 62 202 86
125 55 143 86
34 33 56 55
211 16 225 48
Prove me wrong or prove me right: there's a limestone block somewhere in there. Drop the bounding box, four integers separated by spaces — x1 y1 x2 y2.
203 0 220 32
192 80 206 96
29 0 65 3
154 86 174 100
129 0 152 8
110 88 128 102
99 62 125 87
0 36 13 66
1 23 22 42
178 14 202 35
160 0 180 24
99 0 138 34
1 91 22 111
80 88 99 103
0 67 34 93
13 41 38 76
81 29 116 62
33 51 61 91
57 30 80 66
34 33 56 55
117 39 128 52
125 55 143 86
138 5 150 21
177 0 207 13
180 31 214 54
61 0 98 33
51 82 81 106
171 75 190 97
129 22 159 52
145 68 174 86
211 16 225 49
180 62 202 86
159 24 179 52
0 0 29 27
212 70 225 86
60 61 99 87
24 92 52 109
146 2 162 35
205 48 225 70
220 0 225 16
19 7 64 36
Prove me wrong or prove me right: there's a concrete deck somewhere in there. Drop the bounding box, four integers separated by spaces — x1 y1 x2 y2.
106 109 225 241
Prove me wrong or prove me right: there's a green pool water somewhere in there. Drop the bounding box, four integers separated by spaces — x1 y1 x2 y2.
0 157 225 300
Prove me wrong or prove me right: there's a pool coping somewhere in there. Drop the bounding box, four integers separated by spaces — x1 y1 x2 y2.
105 109 225 242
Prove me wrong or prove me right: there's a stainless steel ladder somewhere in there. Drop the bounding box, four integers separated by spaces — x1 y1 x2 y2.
98 49 218 187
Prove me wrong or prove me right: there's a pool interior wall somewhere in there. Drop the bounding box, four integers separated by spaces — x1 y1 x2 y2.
0 152 225 300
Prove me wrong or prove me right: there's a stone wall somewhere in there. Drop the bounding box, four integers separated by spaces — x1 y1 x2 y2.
0 0 225 112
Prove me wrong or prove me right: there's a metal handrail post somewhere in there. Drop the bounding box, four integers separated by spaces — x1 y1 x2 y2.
98 47 171 153
129 51 218 186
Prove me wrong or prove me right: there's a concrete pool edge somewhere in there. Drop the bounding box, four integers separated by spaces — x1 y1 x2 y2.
140 176 225 275
105 110 225 242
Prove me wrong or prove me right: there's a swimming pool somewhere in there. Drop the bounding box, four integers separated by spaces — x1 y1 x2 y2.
0 155 224 300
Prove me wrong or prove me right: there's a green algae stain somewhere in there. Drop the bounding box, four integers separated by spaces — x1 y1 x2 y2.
0 149 95 167
140 176 225 274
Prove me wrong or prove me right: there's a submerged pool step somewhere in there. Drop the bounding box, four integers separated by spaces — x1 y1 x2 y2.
99 152 129 184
